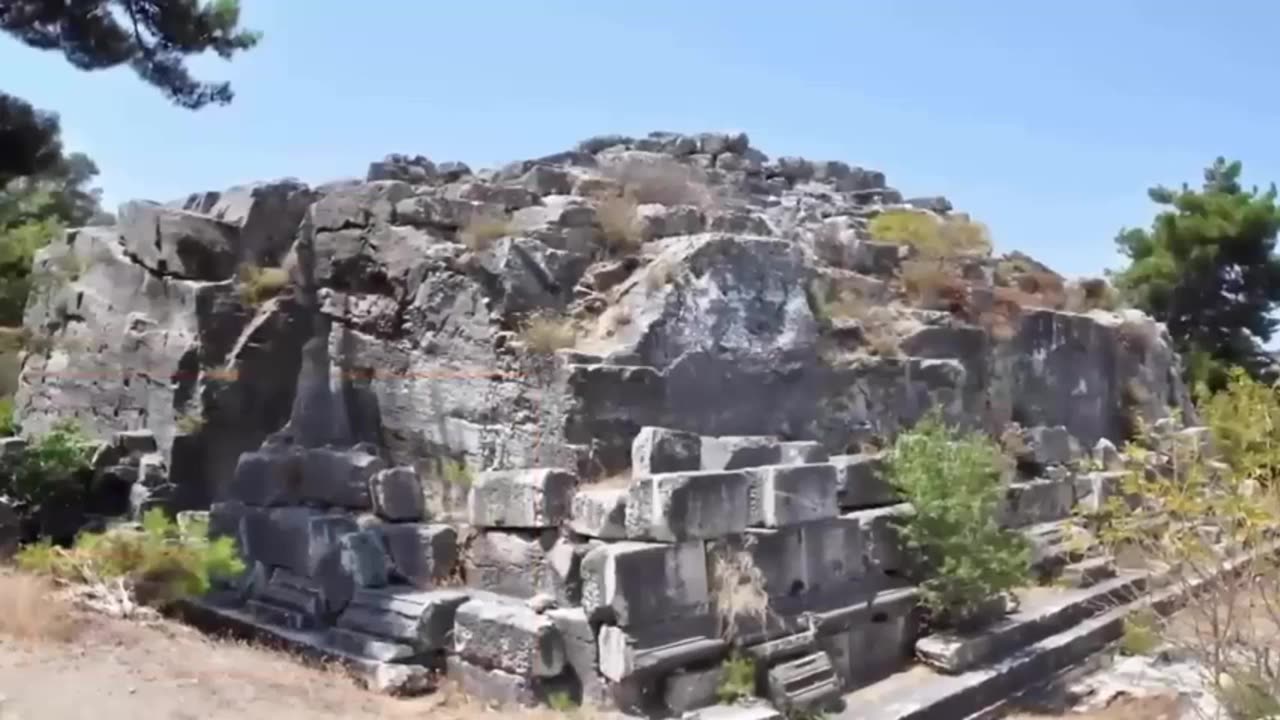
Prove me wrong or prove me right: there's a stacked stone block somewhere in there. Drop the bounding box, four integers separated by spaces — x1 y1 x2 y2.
206 425 920 713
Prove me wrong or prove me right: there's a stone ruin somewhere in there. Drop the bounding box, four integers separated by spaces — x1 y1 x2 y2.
2 130 1204 716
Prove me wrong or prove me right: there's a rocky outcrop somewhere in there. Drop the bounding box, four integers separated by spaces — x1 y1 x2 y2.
12 132 1190 505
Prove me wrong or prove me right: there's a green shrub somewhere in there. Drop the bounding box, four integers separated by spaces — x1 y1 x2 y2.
16 508 244 608
869 210 992 258
0 419 93 513
1119 612 1160 656
0 396 16 436
887 412 1029 626
717 651 757 704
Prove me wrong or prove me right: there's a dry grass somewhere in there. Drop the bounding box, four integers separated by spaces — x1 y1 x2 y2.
708 537 771 641
237 264 291 307
870 210 993 258
1065 278 1122 313
595 196 643 256
459 214 513 251
0 571 82 643
901 260 967 309
519 312 579 355
1014 271 1068 309
643 258 678 294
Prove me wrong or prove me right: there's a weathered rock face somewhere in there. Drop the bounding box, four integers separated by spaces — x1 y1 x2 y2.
13 132 1190 503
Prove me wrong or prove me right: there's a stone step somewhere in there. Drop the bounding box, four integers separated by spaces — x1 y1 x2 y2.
246 599 314 630
324 626 418 663
837 540 1280 720
914 572 1146 674
175 597 436 696
1059 556 1117 589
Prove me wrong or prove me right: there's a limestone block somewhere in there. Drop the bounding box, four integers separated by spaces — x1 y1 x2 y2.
701 436 782 471
468 468 576 529
580 541 709 627
570 486 628 539
632 426 702 476
1002 478 1076 527
746 463 838 527
445 655 540 707
314 529 389 617
370 466 425 521
381 523 458 588
597 617 724 682
299 446 384 509
228 446 303 507
452 598 566 677
626 470 751 541
547 607 611 706
465 530 583 603
241 507 359 577
829 452 897 509
663 665 726 714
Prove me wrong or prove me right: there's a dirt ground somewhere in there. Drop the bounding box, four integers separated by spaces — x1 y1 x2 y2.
0 572 568 720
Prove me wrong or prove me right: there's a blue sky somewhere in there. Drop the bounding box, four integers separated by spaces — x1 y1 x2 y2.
4 1 1279 278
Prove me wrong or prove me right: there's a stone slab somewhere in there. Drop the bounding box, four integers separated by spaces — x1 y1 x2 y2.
1002 478 1076 528
682 702 782 720
324 626 417 663
547 607 611 707
597 622 726 682
468 468 576 529
313 529 389 617
336 586 471 652
452 598 566 677
445 655 541 707
626 470 751 541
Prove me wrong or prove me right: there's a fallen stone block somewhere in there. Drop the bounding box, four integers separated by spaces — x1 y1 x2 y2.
765 651 841 713
241 507 359 577
626 470 750 541
445 655 540 707
370 466 425 521
1003 478 1076 528
380 523 458 588
113 429 158 458
336 586 471 652
632 426 702 475
570 486 627 539
468 468 576 528
465 530 583 603
300 446 385 509
314 529 390 617
597 618 726 682
228 446 303 507
452 598 566 677
746 463 838 527
362 661 435 696
325 626 417 663
1018 425 1079 469
0 437 27 460
829 452 897 509
779 441 828 465
702 436 782 471
547 607 611 706
663 664 725 714
580 541 709 626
